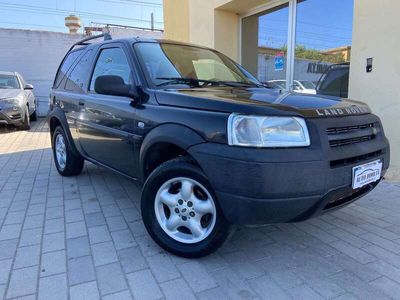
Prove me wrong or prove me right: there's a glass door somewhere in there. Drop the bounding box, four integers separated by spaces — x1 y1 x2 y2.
241 3 289 90
293 0 353 96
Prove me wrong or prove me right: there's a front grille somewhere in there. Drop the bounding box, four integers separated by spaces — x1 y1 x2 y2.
330 150 383 168
327 123 378 148
9 113 21 120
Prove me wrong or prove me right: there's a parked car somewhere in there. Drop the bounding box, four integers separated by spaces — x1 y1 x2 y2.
0 71 37 130
265 79 316 94
317 62 350 98
48 35 390 257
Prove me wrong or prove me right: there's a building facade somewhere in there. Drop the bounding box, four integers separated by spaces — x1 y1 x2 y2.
163 0 400 180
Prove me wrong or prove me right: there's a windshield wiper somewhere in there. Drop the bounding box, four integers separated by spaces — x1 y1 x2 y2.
156 77 213 87
157 77 257 88
216 81 263 88
156 77 262 88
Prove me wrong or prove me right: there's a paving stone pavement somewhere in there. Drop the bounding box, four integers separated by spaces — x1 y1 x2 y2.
1 119 400 300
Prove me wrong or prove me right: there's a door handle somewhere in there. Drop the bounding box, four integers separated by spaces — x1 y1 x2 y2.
78 101 85 106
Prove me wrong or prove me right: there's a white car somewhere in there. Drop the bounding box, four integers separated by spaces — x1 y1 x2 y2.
0 71 37 130
266 80 317 94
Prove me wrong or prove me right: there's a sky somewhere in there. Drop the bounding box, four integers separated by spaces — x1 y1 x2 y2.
0 0 353 51
259 0 354 51
0 0 164 33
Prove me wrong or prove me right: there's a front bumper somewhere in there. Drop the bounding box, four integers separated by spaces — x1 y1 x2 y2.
0 106 24 125
188 114 390 225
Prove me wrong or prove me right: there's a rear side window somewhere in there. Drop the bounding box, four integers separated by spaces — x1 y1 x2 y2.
65 50 93 93
89 47 131 91
54 49 83 88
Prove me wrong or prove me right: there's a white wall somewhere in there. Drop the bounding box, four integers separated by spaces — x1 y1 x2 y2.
108 27 163 39
0 27 163 117
0 28 84 116
349 0 400 180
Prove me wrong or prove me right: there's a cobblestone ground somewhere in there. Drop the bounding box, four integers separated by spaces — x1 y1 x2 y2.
0 119 400 300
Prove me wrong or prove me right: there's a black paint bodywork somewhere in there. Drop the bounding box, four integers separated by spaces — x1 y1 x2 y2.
48 38 390 225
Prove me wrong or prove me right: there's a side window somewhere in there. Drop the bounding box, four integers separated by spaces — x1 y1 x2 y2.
65 50 93 93
90 47 131 92
54 49 83 88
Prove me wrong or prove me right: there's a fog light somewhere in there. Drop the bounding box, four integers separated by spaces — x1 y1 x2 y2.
12 106 19 111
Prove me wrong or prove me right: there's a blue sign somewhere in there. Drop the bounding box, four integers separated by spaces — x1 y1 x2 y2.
275 55 284 71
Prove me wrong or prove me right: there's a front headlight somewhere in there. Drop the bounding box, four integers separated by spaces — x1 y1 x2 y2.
2 98 20 105
227 114 310 147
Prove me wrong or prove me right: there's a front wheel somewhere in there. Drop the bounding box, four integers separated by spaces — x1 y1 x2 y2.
19 107 30 130
30 110 37 122
141 157 231 258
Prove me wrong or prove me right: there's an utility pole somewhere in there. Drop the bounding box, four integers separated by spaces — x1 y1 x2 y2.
151 12 154 31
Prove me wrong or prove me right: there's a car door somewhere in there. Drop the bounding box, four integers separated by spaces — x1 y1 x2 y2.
76 43 139 178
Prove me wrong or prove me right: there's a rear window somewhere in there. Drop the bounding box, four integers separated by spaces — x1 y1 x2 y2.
65 50 93 93
54 49 83 88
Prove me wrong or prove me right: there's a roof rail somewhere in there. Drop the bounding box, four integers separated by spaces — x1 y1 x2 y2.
68 33 112 52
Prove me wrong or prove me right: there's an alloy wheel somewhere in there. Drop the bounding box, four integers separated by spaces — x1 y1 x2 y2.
55 133 67 170
154 177 217 244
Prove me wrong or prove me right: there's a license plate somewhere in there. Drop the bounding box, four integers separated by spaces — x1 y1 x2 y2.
352 160 382 189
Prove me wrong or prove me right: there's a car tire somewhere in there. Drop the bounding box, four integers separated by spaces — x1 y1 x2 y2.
52 126 84 176
30 110 37 122
141 157 231 258
19 107 30 130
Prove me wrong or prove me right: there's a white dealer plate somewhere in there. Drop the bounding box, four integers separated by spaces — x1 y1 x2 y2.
352 160 382 189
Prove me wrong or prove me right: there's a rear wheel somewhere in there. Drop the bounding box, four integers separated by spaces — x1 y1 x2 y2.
52 126 84 176
141 157 231 258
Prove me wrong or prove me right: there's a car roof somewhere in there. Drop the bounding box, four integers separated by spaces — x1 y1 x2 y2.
0 71 17 76
78 36 217 52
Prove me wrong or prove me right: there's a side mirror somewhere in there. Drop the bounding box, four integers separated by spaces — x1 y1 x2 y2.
94 75 138 101
24 83 34 90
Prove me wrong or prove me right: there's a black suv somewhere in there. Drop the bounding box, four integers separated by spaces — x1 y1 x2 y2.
317 63 350 98
48 35 390 257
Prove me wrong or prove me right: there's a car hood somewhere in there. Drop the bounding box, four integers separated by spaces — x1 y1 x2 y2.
0 89 23 100
155 87 371 118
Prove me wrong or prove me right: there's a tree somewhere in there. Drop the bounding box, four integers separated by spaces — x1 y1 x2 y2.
279 45 346 64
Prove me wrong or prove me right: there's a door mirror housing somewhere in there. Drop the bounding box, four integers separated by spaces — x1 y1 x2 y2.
24 83 34 90
94 75 139 101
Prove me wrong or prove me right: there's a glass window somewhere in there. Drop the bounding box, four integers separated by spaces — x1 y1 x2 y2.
294 0 353 95
54 49 83 88
90 48 131 91
135 42 259 87
254 4 289 87
0 75 20 89
65 50 93 92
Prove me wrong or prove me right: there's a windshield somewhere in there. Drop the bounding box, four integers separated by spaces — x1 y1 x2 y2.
300 81 316 89
0 75 20 89
134 42 261 87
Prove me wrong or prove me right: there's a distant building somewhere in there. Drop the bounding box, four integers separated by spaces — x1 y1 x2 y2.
65 15 82 34
322 46 351 62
